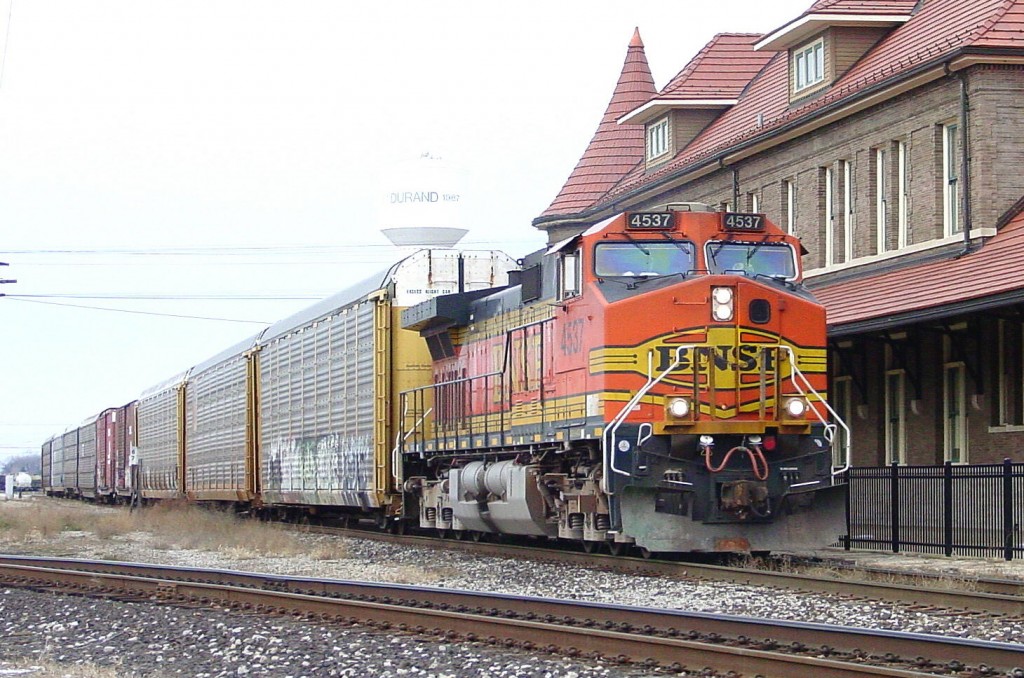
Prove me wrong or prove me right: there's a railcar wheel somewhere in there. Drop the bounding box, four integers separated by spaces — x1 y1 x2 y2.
437 529 449 539
470 531 486 542
639 547 654 560
607 541 628 557
581 540 599 554
453 530 466 540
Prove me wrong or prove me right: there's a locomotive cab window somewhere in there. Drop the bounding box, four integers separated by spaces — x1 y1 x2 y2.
705 242 797 280
558 249 581 300
594 242 694 278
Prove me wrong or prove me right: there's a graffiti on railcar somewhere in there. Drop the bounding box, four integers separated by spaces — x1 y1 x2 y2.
264 433 373 492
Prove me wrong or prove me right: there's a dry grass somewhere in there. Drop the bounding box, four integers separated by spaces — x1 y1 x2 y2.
734 551 980 592
0 498 347 561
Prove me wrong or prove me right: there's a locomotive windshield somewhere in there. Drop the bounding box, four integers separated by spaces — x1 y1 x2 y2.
594 242 694 278
705 241 797 279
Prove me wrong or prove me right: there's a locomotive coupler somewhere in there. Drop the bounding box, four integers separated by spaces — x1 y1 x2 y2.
719 480 770 520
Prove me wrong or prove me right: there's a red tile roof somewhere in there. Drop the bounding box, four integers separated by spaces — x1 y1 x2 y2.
814 210 1024 330
659 33 773 100
539 29 656 218
805 0 918 14
535 0 1022 227
603 0 1014 203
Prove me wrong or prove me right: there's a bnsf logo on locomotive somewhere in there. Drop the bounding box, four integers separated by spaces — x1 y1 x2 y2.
590 327 825 389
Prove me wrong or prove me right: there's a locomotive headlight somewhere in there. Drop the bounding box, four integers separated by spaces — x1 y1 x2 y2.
783 397 809 419
711 286 734 321
667 397 690 418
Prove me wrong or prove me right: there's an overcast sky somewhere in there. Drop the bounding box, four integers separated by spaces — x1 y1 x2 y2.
0 0 811 467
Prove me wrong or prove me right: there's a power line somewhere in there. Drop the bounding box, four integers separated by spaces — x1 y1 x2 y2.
5 297 270 324
7 293 324 300
0 239 542 257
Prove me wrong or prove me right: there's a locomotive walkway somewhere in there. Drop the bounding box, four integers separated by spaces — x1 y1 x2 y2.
0 554 1020 676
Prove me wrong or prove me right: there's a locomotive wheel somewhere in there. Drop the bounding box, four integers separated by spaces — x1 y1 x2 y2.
470 530 486 542
607 541 628 557
437 529 449 539
453 530 466 540
639 547 654 560
581 540 599 554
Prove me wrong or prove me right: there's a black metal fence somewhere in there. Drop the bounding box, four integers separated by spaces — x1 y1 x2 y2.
844 460 1024 560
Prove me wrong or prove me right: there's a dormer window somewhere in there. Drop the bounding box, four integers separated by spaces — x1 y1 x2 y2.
793 38 825 93
646 117 670 161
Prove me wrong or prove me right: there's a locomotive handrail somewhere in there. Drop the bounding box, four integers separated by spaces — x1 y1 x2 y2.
601 344 696 495
397 369 505 455
391 403 433 487
778 345 851 477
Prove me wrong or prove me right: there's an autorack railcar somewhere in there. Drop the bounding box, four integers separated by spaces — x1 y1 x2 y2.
133 249 518 522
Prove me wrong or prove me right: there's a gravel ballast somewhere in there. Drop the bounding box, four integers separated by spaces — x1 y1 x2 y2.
2 498 1023 676
0 587 662 678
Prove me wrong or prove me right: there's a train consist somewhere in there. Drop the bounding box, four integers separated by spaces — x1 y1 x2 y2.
43 204 848 553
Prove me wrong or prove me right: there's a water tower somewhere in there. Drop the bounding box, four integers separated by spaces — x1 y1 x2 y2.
378 152 468 248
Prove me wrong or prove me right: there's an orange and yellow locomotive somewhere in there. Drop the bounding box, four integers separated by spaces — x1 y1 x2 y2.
400 204 848 554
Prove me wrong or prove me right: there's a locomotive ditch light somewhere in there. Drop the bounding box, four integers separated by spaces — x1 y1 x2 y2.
782 397 809 420
666 396 691 419
711 286 734 322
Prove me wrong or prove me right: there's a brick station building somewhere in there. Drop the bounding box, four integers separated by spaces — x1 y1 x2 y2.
533 0 1024 467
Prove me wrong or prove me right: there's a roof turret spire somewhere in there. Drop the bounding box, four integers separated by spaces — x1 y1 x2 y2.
537 28 657 228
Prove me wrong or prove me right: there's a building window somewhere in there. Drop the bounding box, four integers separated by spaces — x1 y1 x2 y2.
943 122 961 235
896 141 908 249
944 362 967 463
558 250 581 300
996 320 1023 427
793 38 825 92
719 200 732 212
842 160 853 262
875 147 889 254
824 166 834 267
885 367 906 465
748 191 759 213
647 117 670 161
783 179 796 235
832 376 852 468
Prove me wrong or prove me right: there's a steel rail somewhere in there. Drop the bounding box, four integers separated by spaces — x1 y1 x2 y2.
0 556 1020 676
289 525 1024 617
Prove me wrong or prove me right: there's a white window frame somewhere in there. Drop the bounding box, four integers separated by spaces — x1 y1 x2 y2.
944 361 968 463
748 192 759 213
943 122 961 236
832 376 852 468
784 179 796 235
842 160 853 262
824 166 834 266
875 146 888 254
647 117 670 161
558 250 581 300
897 141 908 249
793 38 825 92
884 368 906 465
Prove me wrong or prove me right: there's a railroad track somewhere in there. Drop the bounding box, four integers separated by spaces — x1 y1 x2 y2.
299 524 1024 617
0 555 1020 677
